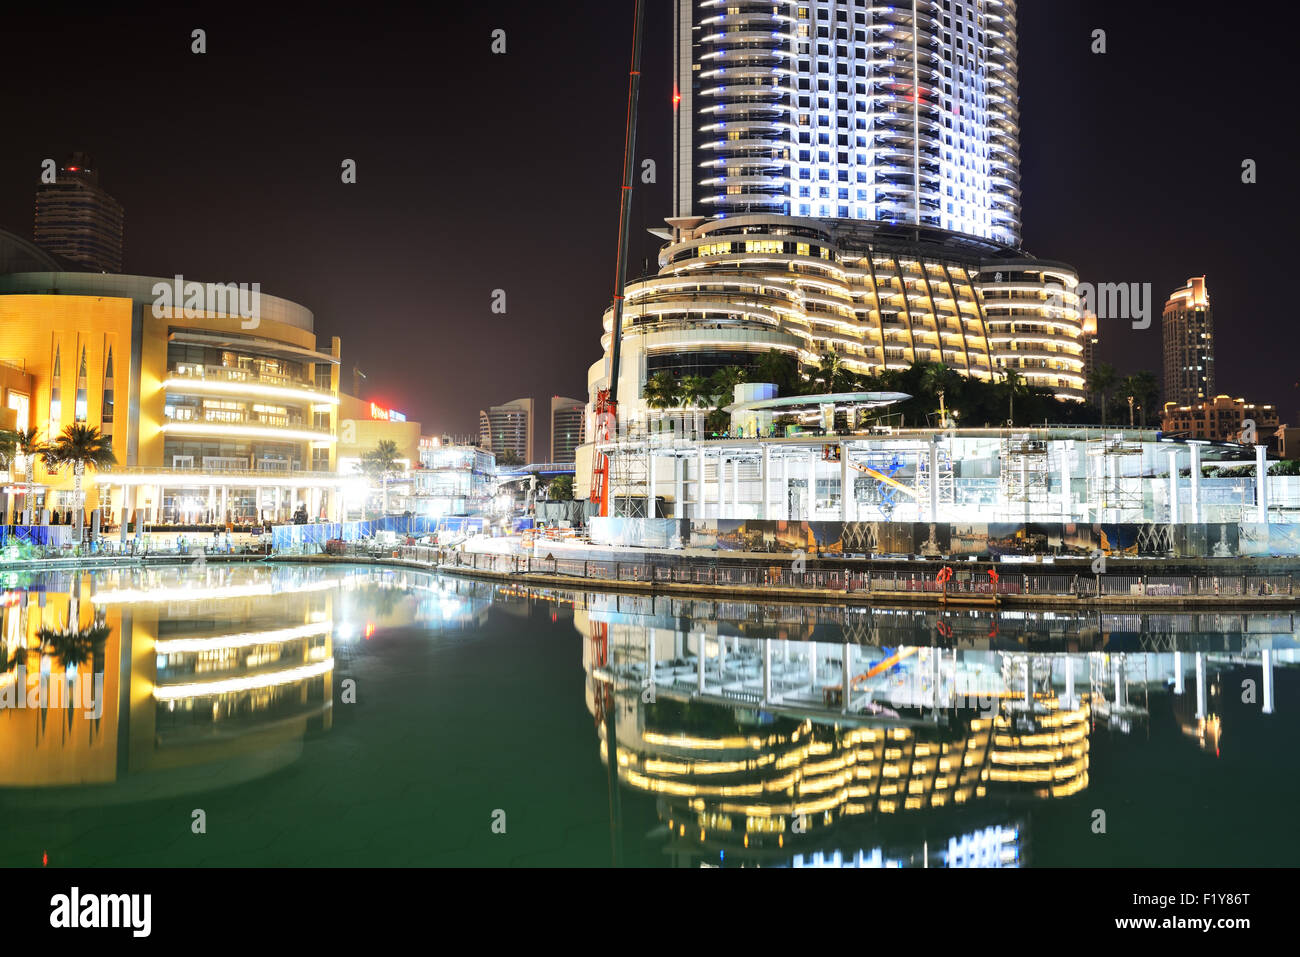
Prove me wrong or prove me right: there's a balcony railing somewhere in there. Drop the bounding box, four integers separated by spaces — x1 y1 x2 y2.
167 365 335 403
160 413 334 441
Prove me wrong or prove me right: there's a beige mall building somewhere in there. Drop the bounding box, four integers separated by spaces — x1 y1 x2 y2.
0 249 350 528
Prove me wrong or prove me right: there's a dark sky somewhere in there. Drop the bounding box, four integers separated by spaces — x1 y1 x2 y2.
2 1 1296 452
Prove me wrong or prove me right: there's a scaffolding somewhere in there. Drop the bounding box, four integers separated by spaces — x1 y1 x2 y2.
915 443 956 512
1085 435 1144 522
1000 433 1051 518
603 434 651 518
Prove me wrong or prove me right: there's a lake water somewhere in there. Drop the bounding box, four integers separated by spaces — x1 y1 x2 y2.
1 562 1297 867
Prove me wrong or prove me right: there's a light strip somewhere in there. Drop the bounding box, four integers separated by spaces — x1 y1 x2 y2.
92 579 336 605
154 621 333 654
163 377 339 406
153 657 334 700
160 422 335 443
94 472 364 489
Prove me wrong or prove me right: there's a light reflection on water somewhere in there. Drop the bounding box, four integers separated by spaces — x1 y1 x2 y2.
0 562 1296 867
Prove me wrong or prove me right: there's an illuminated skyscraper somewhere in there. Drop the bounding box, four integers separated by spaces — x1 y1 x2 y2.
673 0 1021 245
550 396 585 463
1162 276 1214 405
34 152 124 273
479 397 534 464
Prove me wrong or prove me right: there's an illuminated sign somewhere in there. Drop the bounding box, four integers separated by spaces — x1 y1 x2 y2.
370 403 406 422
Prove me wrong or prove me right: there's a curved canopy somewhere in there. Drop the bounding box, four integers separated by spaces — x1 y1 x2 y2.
723 391 911 415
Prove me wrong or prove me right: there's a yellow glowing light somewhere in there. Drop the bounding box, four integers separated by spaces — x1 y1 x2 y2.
160 422 335 443
153 621 333 654
163 377 338 406
153 657 334 700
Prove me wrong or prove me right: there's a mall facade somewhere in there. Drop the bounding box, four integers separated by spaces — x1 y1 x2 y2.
0 266 351 528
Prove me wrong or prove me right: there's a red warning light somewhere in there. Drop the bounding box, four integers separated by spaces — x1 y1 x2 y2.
672 89 681 108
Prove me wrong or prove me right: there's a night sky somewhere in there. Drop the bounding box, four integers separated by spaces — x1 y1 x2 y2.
1 1 1296 453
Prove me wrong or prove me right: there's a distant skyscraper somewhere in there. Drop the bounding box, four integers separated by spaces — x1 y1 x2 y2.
34 152 124 272
479 397 534 463
1081 311 1099 403
673 0 1021 246
1162 276 1214 405
550 396 585 463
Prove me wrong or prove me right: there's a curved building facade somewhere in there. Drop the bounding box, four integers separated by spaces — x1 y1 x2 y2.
0 271 342 526
676 0 1021 246
587 216 1084 427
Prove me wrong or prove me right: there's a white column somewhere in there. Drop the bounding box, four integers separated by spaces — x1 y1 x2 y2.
781 454 789 519
731 455 739 517
807 450 818 521
1195 652 1206 719
696 447 705 519
1168 449 1180 524
1173 650 1184 694
646 449 656 519
674 456 684 520
1064 656 1075 708
841 642 851 715
760 444 770 519
1263 649 1274 714
1256 444 1269 523
762 639 772 705
840 442 850 521
929 439 940 521
1190 443 1202 524
1059 441 1072 520
697 634 706 693
718 455 726 518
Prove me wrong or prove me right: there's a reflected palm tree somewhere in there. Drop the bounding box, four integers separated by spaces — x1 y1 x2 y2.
38 620 111 672
36 618 111 734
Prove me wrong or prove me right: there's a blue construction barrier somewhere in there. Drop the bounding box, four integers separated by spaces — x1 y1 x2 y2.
271 515 489 553
1 525 74 547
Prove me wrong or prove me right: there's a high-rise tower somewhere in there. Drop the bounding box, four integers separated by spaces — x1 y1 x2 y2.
673 0 1020 246
34 152 124 273
1162 276 1214 405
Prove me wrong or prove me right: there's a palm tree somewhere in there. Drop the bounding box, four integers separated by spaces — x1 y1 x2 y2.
679 375 712 437
359 440 402 516
811 350 854 394
41 425 116 543
1127 370 1160 426
753 350 798 395
642 371 681 432
1086 362 1119 427
707 365 747 408
0 429 16 470
11 428 45 524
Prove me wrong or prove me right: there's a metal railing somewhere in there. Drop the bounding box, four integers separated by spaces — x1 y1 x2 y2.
424 549 1296 601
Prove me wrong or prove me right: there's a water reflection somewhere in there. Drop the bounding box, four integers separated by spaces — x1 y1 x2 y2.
0 564 493 801
575 590 1298 866
1 564 1295 866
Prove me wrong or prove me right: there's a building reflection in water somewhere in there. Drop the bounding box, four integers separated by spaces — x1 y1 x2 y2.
574 591 1299 866
0 564 494 798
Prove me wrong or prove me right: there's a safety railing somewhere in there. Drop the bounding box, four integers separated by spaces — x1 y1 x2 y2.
422 549 1295 600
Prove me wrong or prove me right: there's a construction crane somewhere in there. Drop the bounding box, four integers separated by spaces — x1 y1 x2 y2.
590 0 646 518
